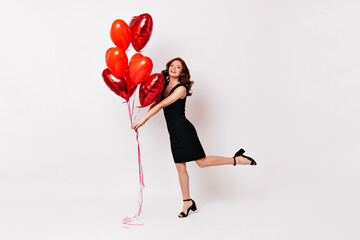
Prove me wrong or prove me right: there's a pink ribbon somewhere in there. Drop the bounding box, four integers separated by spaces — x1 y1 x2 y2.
122 90 145 228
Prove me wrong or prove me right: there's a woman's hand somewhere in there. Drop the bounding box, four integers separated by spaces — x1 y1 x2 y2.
131 116 147 131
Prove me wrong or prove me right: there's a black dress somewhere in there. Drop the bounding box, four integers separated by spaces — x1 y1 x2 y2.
161 82 206 163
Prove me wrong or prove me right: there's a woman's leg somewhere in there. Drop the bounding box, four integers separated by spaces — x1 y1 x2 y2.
175 162 195 217
195 155 251 168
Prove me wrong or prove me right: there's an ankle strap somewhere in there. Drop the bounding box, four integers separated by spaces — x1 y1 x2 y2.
183 198 192 201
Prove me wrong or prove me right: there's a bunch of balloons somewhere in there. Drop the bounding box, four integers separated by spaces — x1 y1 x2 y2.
102 13 164 108
102 13 165 229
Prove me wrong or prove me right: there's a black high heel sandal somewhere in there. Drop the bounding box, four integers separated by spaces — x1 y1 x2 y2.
233 148 257 166
178 199 197 218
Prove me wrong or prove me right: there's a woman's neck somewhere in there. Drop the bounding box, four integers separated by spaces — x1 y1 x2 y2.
169 76 180 85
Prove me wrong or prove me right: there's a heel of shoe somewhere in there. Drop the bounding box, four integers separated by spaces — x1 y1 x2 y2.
233 148 245 166
191 201 197 211
234 148 245 157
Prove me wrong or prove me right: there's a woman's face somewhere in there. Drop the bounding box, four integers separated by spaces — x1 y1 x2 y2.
168 60 183 78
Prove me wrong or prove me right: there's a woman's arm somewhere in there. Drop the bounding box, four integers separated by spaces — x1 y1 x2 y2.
131 86 187 130
143 86 186 121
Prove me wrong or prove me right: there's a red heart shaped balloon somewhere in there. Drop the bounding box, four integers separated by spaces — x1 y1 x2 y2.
139 73 165 108
129 13 153 52
110 19 131 50
123 71 138 98
105 47 128 79
105 47 113 59
102 68 137 101
128 53 153 85
131 52 143 61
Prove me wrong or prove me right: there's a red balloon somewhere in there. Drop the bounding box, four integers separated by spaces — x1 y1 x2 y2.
105 47 128 79
131 52 143 61
128 53 153 85
102 68 137 101
105 47 113 59
123 71 138 99
129 13 153 52
139 73 165 107
110 19 131 50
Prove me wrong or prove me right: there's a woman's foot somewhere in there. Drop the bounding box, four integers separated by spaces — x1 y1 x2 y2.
235 155 252 165
178 200 194 218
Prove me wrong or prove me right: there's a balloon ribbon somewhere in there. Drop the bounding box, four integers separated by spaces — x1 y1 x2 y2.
122 90 145 228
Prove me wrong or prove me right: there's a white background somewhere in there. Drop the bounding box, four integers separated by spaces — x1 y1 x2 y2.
0 0 359 239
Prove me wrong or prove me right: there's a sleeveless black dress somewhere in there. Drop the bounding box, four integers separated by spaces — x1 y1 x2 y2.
161 82 206 163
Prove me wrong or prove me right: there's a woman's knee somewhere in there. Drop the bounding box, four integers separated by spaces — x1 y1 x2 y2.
195 158 207 168
175 163 187 173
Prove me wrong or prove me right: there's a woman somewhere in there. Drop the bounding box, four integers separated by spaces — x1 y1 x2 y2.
131 57 257 218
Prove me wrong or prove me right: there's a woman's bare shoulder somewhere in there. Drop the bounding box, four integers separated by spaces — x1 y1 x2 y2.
175 85 187 99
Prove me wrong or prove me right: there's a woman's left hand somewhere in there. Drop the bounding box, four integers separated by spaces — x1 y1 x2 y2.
131 117 147 131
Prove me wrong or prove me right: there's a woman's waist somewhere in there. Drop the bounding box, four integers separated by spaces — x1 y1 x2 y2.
164 114 188 122
163 109 185 116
